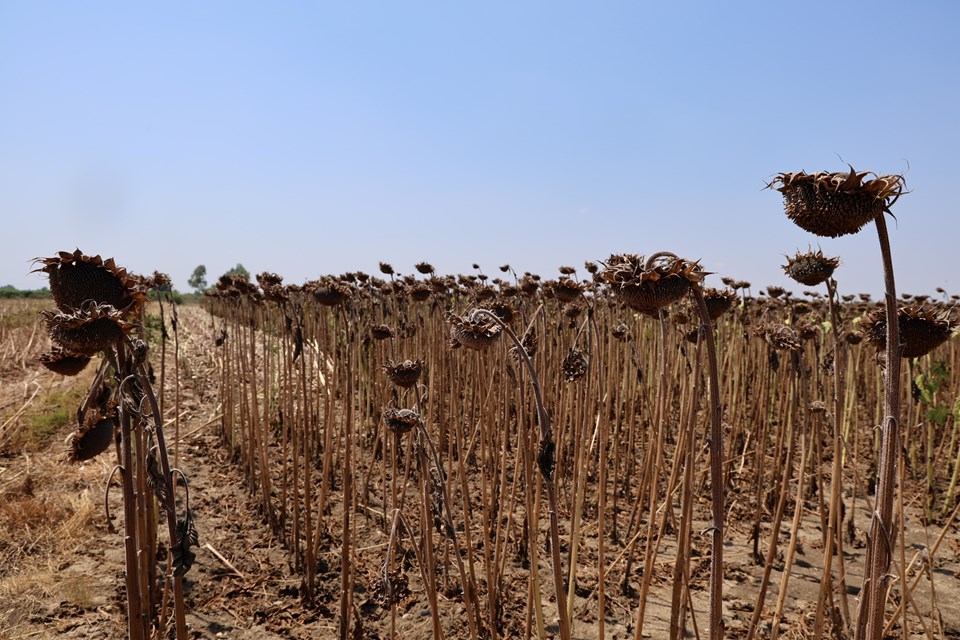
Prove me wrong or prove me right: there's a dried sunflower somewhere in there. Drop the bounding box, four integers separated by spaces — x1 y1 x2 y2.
562 348 588 382
68 404 118 462
550 278 583 302
382 408 422 435
45 304 135 356
309 277 352 306
382 359 425 389
702 288 738 320
782 249 840 286
601 253 703 315
35 249 147 316
755 323 802 352
37 348 92 376
768 167 905 238
862 306 956 359
409 284 431 301
447 310 502 350
370 324 394 341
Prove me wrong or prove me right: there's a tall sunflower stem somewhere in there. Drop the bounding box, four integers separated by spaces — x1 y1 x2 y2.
861 213 901 640
690 286 725 640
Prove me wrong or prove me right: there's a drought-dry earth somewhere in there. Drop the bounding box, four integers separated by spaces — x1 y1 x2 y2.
1 302 959 639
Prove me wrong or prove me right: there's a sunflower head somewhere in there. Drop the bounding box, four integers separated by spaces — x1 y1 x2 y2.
382 359 425 389
414 262 435 275
35 250 146 316
549 278 584 303
370 324 395 341
783 249 840 287
862 306 956 359
382 408 421 435
37 348 92 376
68 403 118 462
309 277 353 306
562 348 588 382
755 323 802 352
768 168 905 238
447 310 502 350
702 288 739 320
601 253 704 315
45 304 135 356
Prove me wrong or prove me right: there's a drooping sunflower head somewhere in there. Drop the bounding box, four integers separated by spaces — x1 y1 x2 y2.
45 304 136 356
562 348 588 382
35 249 146 316
600 253 704 315
702 288 739 320
549 277 584 303
783 249 840 287
862 306 957 359
382 359 425 389
309 277 353 306
768 167 905 238
68 403 118 462
37 348 92 376
754 323 802 352
414 262 435 275
370 324 395 341
446 310 502 350
382 408 422 435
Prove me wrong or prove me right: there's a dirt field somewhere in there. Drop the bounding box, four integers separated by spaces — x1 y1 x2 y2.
1 299 959 639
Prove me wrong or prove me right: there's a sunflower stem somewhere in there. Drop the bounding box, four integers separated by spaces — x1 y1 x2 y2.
861 213 901 640
689 286 725 640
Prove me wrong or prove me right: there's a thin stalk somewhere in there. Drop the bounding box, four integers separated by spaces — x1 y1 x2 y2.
862 213 902 640
690 286 725 640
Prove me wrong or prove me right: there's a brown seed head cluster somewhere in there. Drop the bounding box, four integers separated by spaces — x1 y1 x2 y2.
782 249 840 287
769 167 905 238
600 253 704 315
755 323 802 352
702 288 739 320
862 306 956 359
382 359 425 388
382 408 422 435
446 310 502 350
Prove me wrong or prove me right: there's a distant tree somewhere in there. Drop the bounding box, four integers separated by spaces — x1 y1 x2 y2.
187 265 208 293
222 263 250 281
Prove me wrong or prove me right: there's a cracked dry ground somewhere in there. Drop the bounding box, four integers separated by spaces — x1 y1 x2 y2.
2 302 959 639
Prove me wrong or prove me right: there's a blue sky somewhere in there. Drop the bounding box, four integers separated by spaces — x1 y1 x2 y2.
2 2 958 297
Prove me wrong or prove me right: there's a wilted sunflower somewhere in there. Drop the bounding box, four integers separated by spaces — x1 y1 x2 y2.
45 304 135 356
755 323 802 352
447 310 502 350
35 249 147 316
550 278 584 303
37 348 92 376
370 324 394 341
409 284 431 301
382 359 425 388
309 277 352 306
768 167 905 238
702 288 738 320
783 249 840 286
382 408 422 435
68 403 118 462
601 253 704 315
562 348 588 382
862 306 956 359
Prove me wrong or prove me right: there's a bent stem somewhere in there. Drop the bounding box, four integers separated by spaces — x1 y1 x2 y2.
689 286 725 640
861 213 902 640
470 308 570 640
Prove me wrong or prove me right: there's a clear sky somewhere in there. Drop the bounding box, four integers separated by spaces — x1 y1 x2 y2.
2 2 958 298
